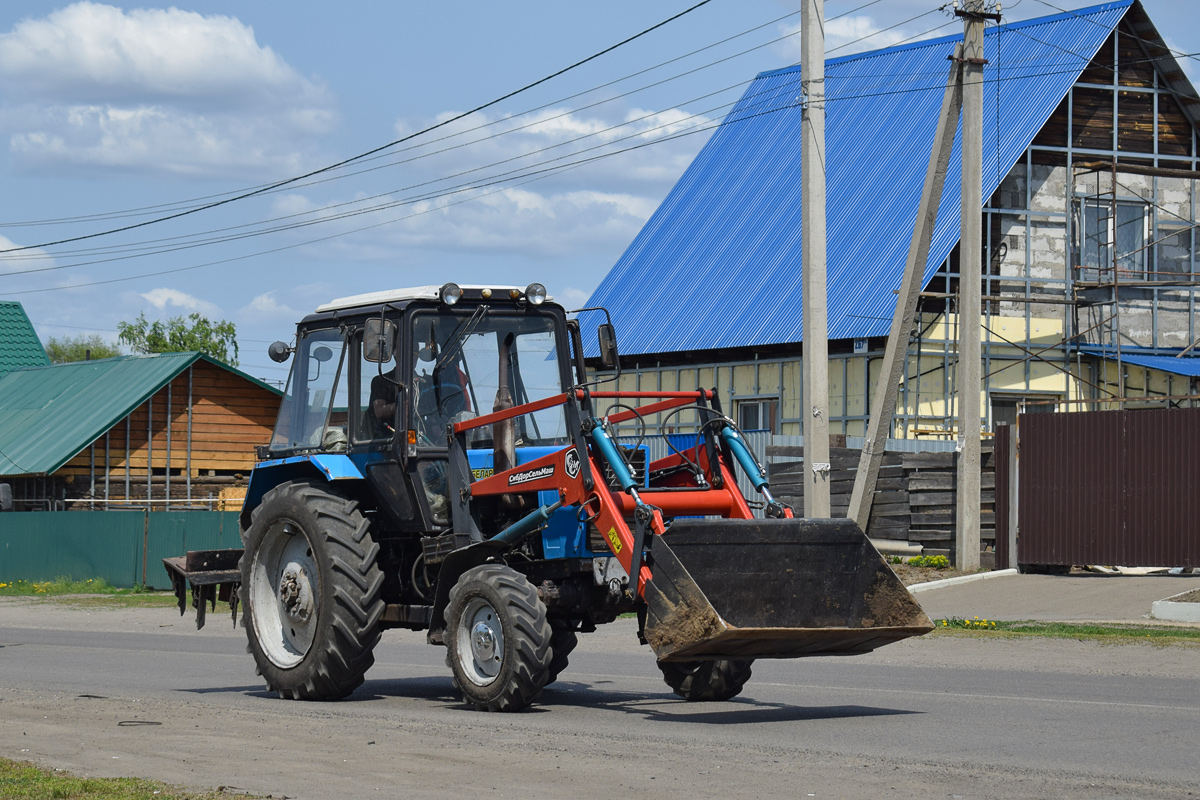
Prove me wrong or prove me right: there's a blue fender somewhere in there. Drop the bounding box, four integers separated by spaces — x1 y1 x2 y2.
240 454 366 528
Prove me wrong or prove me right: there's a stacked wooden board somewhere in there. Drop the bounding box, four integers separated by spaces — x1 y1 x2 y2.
766 445 995 553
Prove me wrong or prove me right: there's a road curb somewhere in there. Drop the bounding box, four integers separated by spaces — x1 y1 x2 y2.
908 568 1017 594
1150 592 1200 623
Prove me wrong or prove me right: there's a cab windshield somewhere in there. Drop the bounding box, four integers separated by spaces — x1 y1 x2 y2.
410 309 567 448
269 328 348 454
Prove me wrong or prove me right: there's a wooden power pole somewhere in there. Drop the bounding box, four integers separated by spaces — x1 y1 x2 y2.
801 0 831 517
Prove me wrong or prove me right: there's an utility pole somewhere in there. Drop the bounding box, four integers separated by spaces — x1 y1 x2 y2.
848 46 963 533
801 0 831 517
955 0 994 571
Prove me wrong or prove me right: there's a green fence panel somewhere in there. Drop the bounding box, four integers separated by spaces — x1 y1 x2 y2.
0 510 244 589
145 511 243 590
0 511 144 587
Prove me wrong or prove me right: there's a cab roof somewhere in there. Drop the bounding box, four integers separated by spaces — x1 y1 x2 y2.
316 284 549 313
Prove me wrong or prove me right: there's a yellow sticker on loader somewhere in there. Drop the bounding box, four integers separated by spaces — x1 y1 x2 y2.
605 527 622 554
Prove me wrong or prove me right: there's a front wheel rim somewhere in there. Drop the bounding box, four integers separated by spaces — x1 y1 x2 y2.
456 597 504 686
250 520 319 668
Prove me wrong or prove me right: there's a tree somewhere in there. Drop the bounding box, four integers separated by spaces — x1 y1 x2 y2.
44 334 122 363
118 312 239 366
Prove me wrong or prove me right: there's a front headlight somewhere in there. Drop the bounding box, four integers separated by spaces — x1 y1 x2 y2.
440 282 463 306
525 283 547 305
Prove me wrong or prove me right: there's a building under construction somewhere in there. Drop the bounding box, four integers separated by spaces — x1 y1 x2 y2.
585 0 1200 443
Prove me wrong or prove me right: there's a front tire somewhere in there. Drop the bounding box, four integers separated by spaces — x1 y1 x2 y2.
658 659 753 702
445 564 552 711
240 481 385 700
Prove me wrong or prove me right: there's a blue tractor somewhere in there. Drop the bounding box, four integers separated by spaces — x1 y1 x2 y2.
165 282 931 711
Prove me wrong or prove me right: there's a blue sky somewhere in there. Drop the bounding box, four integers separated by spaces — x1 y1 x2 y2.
1 0 1197 384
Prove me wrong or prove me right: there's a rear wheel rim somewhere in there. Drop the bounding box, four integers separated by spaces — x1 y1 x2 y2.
456 596 503 686
250 519 319 668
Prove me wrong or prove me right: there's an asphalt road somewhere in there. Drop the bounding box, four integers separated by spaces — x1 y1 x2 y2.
2 599 1199 799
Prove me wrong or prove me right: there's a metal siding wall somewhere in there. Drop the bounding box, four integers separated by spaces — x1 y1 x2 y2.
0 512 143 586
144 511 243 590
1018 408 1200 567
1122 410 1200 565
0 511 242 589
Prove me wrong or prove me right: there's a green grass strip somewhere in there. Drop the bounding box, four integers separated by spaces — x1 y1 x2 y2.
932 617 1200 644
0 577 151 597
0 756 258 799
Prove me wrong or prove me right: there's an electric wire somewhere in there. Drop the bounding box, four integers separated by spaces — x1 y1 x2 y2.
4 12 1033 270
0 0 894 231
11 7 1186 293
8 48 1185 294
0 0 717 254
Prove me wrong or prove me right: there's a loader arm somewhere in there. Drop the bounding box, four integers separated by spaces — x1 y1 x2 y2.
453 388 933 662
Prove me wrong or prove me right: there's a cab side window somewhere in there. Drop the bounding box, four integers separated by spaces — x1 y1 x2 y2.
355 332 399 443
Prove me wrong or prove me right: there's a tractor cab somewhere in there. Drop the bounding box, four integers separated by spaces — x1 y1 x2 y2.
255 282 573 534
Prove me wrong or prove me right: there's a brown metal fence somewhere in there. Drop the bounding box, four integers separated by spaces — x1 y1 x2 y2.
994 424 1011 570
1016 407 1200 568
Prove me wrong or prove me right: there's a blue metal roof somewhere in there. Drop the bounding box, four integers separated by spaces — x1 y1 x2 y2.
1083 348 1200 378
583 1 1135 357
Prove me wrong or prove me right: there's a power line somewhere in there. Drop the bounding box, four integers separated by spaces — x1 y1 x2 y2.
0 0 717 254
1031 0 1200 66
0 0 895 231
2 8 973 271
12 6 1176 296
11 38 1176 290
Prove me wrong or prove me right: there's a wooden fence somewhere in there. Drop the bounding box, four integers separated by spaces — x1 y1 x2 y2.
767 445 996 553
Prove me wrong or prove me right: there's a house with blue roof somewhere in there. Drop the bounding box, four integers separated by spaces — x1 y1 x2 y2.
584 0 1200 442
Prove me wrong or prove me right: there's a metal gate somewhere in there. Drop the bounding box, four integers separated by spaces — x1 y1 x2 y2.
1012 407 1200 568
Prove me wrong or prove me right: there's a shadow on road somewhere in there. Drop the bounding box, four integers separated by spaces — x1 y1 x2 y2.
541 681 921 724
178 676 921 724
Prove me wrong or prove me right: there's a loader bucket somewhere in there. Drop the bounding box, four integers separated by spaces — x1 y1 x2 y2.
642 518 933 662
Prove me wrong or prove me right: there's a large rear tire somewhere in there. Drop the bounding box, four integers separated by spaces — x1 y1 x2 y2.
445 564 551 711
240 481 385 700
658 659 753 702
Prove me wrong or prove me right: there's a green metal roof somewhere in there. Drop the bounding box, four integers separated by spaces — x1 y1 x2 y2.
0 351 281 477
0 301 50 378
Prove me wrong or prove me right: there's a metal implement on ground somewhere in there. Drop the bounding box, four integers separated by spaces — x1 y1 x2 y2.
163 282 932 711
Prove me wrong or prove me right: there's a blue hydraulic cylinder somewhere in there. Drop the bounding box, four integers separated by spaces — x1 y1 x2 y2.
492 500 564 546
720 426 768 491
589 422 637 492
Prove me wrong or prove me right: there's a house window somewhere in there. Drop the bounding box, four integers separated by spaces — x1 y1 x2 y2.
990 394 1057 431
1155 222 1194 277
737 398 778 433
1078 198 1150 280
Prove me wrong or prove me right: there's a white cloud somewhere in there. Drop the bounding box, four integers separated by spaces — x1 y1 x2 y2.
0 2 336 176
776 13 945 61
240 291 300 321
139 287 220 315
0 234 56 275
267 104 714 261
556 287 590 307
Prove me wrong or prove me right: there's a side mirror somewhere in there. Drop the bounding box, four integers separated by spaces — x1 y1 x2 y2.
598 323 619 370
363 318 396 363
267 341 293 363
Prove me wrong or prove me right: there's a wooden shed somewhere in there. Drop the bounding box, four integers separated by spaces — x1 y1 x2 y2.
0 352 281 510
